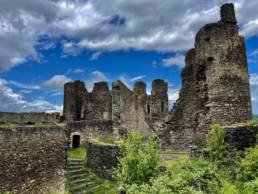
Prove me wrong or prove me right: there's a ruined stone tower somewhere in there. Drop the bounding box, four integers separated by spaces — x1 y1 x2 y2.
163 3 252 149
63 80 86 121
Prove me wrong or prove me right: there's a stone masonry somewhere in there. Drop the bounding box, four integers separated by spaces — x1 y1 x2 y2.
162 3 252 149
64 79 168 140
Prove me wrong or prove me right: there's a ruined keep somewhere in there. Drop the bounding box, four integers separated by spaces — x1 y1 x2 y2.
162 3 252 149
0 3 257 193
64 79 168 142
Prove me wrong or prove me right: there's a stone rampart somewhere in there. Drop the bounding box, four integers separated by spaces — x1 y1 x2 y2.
0 112 60 125
0 125 67 193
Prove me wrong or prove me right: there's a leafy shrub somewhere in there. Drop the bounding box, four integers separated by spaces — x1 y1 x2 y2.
126 157 222 194
204 124 230 165
243 178 258 194
237 146 258 183
115 132 160 185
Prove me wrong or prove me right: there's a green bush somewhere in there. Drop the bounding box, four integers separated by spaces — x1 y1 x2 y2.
204 124 231 165
127 157 223 194
243 178 258 194
115 132 160 185
237 146 258 183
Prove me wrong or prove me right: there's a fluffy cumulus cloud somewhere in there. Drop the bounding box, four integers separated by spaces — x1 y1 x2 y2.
0 79 62 112
1 0 258 72
162 54 185 68
41 75 72 91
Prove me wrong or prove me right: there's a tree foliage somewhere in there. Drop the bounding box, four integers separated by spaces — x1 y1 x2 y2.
115 132 160 185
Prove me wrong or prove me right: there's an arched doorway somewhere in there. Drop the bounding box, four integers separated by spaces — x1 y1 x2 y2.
72 135 80 148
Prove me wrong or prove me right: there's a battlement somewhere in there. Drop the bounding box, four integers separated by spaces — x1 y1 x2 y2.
134 81 146 95
93 81 109 93
220 3 237 24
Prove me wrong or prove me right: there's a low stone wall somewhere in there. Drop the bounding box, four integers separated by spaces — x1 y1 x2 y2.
224 124 258 150
86 143 119 179
68 120 113 145
0 125 68 193
0 112 60 125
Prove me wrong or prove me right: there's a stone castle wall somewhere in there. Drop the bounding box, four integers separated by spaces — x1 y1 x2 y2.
68 120 113 145
64 79 168 138
0 112 60 125
162 3 252 149
86 143 120 179
0 125 67 193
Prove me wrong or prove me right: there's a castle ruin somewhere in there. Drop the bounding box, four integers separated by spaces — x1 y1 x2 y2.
0 3 257 193
64 79 168 143
63 3 252 149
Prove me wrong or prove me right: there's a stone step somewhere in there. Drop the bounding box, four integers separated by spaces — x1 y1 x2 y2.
68 169 86 175
67 162 85 166
70 178 88 185
67 165 84 170
69 173 88 180
72 182 95 192
67 158 85 162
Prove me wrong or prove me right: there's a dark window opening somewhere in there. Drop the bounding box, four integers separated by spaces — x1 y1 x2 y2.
115 86 120 90
207 57 214 62
161 101 164 113
72 135 80 148
196 64 207 81
147 105 150 115
205 37 210 42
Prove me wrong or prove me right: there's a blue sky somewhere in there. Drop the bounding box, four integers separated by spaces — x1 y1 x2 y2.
0 0 258 114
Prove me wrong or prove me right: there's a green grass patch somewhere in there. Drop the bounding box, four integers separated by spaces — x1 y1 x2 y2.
67 145 87 159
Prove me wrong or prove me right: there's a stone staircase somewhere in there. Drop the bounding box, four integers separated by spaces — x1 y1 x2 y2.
66 158 101 194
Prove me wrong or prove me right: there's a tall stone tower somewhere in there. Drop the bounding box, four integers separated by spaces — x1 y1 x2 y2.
163 3 252 149
63 80 86 121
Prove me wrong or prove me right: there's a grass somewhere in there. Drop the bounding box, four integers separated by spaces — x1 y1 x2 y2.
67 146 87 159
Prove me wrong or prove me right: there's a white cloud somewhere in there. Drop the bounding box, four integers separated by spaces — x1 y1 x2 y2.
91 52 102 60
72 68 85 74
249 74 258 114
250 73 258 85
9 81 40 90
41 75 72 91
2 0 258 72
250 49 258 57
0 78 61 112
117 74 146 89
162 54 185 68
130 75 146 82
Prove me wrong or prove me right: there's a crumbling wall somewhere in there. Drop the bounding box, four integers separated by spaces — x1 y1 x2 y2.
112 80 151 136
63 80 86 121
164 3 252 149
0 125 67 193
86 143 120 179
112 80 168 137
0 112 60 125
224 124 258 150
